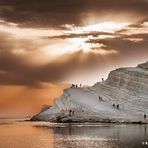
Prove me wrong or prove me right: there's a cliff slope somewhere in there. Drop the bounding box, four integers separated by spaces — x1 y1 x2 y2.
31 61 148 123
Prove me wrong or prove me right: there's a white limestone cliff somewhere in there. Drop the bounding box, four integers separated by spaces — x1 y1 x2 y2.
31 61 148 123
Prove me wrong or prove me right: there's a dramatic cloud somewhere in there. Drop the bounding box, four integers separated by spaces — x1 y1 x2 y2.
0 0 148 114
0 0 148 28
0 38 113 87
0 19 148 87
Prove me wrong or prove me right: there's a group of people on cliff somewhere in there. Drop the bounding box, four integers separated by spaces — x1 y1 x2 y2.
99 96 124 103
67 94 147 120
71 84 82 88
71 83 93 88
112 104 120 109
98 96 120 109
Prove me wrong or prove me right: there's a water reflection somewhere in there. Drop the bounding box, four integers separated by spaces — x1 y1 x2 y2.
46 123 148 148
0 122 54 148
0 121 148 148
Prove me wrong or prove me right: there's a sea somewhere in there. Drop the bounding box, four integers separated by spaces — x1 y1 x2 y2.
0 119 148 148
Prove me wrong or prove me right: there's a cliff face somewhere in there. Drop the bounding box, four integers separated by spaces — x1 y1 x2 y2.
31 61 148 123
104 63 148 94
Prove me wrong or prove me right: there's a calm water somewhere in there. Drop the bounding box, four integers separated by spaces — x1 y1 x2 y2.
0 119 148 148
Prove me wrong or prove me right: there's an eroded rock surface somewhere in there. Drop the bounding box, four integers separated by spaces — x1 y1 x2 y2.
31 61 148 123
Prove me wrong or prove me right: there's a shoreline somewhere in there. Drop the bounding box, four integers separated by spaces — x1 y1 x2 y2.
29 119 148 125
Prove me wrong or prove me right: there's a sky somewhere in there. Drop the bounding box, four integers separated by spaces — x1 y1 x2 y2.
0 0 148 116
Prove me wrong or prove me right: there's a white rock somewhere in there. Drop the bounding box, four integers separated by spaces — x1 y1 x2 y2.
31 61 148 123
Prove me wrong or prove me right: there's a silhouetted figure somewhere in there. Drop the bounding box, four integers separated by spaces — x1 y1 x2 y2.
113 104 115 108
71 84 75 88
98 96 103 101
144 114 146 119
72 110 74 115
117 104 119 109
102 78 104 82
76 84 78 88
101 97 103 101
69 110 72 116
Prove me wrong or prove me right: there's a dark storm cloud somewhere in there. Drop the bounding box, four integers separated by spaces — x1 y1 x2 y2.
86 33 148 57
46 32 113 39
122 33 148 40
0 0 148 28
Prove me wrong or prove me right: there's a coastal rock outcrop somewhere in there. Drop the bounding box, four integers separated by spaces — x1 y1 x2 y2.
31 61 148 123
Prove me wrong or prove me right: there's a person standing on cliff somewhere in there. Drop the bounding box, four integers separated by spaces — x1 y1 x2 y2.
117 104 119 109
69 110 72 116
144 114 146 119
